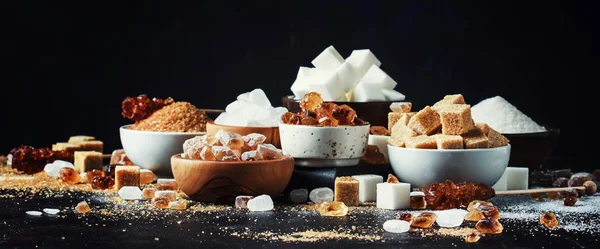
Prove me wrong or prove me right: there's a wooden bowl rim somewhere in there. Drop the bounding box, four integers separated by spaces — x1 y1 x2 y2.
171 154 294 165
207 121 279 130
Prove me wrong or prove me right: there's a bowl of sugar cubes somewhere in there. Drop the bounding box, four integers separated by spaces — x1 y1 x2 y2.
386 94 511 188
209 88 288 148
471 96 560 170
282 45 406 127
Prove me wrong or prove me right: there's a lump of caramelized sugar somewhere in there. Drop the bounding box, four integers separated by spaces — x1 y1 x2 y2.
387 174 399 183
411 212 437 229
299 92 324 112
60 167 81 185
425 181 495 210
318 201 349 216
282 92 364 127
121 94 174 122
397 213 413 223
465 233 481 243
9 145 73 174
75 201 91 214
91 176 115 190
370 126 389 136
540 212 558 228
476 218 503 234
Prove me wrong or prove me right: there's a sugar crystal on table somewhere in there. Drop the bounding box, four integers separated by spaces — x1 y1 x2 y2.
44 160 75 178
256 144 283 160
152 197 170 209
235 195 254 208
75 201 91 214
465 233 481 243
59 167 80 185
336 62 361 92
142 188 157 199
157 178 178 190
26 211 42 216
114 166 140 190
309 187 334 203
397 213 413 223
68 135 95 144
215 130 245 149
465 209 485 221
376 180 410 210
410 191 427 210
91 176 114 190
318 201 348 217
168 200 187 210
383 220 410 234
289 189 308 203
118 186 142 200
299 92 323 112
140 169 156 184
74 151 103 173
42 208 60 215
370 126 388 136
476 218 503 234
477 205 500 219
86 169 105 182
411 212 437 229
345 49 381 76
154 190 177 202
540 212 559 228
77 140 104 153
247 194 274 212
334 177 359 206
435 209 468 228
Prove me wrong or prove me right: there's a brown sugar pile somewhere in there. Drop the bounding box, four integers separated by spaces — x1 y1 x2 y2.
131 102 208 132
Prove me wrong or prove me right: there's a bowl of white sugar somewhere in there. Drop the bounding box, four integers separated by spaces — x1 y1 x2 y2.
471 96 560 170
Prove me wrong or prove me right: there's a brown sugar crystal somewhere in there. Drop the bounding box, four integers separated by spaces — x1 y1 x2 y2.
405 135 437 149
75 201 91 214
131 102 208 132
142 188 158 199
389 123 417 147
68 135 95 144
51 142 82 153
434 134 464 149
74 151 103 172
114 166 140 190
152 197 170 209
77 140 104 153
387 112 403 134
476 123 509 148
407 106 441 135
156 178 178 190
433 94 466 107
436 104 474 135
462 128 490 149
334 177 359 206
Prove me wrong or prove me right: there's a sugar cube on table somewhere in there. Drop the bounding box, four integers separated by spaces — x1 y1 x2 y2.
74 151 103 173
78 140 103 153
382 89 406 101
309 187 334 203
291 67 317 99
140 169 156 184
114 166 140 190
334 177 359 206
309 71 345 101
351 174 384 202
52 142 81 153
352 80 385 102
68 135 95 144
157 178 178 190
492 169 508 191
376 182 410 210
336 62 361 92
142 188 157 199
311 45 345 71
361 65 397 90
118 186 142 200
247 194 274 212
345 49 382 76
506 167 529 190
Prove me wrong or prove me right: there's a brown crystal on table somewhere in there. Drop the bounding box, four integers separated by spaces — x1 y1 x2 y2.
334 177 359 206
91 176 115 190
564 196 577 206
397 213 413 223
464 209 485 222
467 200 493 212
370 126 389 136
299 92 323 112
110 149 134 166
169 200 187 210
75 201 91 214
281 112 303 125
540 212 558 228
9 145 73 174
121 94 174 122
140 169 156 184
410 192 427 210
360 145 386 165
60 167 81 185
156 179 178 190
235 195 254 208
114 166 140 190
142 188 158 199
318 201 349 216
530 192 547 201
477 205 500 220
465 233 481 243
152 197 170 209
425 181 495 210
476 218 503 234
411 212 437 228
86 169 105 182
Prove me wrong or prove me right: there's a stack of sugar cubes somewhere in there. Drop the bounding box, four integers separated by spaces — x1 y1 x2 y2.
214 88 289 127
291 45 406 102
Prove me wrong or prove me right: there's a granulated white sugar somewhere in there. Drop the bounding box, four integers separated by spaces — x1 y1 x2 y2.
471 96 546 134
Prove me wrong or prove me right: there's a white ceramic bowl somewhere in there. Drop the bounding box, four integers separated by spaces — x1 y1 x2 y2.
278 123 370 167
387 144 511 188
119 125 206 176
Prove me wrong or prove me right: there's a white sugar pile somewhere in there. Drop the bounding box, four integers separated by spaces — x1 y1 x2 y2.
471 96 546 134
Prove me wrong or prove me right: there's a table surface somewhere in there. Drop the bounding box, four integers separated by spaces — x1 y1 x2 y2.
1 180 599 249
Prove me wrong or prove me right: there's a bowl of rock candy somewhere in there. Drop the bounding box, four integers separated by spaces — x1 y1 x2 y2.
171 130 294 204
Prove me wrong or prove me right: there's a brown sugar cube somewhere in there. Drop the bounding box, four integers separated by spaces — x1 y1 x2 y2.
389 102 412 113
436 104 475 135
389 112 416 135
78 140 103 153
407 106 441 135
68 135 95 144
388 112 403 134
52 142 82 152
434 134 464 149
476 123 510 148
74 151 103 172
334 176 359 206
114 165 140 190
433 94 466 107
462 128 490 149
389 123 418 147
405 135 437 149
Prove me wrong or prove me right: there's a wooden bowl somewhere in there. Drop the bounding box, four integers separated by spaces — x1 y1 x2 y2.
206 122 281 148
171 154 295 204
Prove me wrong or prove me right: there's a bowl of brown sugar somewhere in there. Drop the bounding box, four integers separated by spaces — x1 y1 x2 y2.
119 95 219 176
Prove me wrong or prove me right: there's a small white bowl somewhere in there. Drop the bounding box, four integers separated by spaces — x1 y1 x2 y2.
387 144 511 188
119 125 206 176
278 123 370 167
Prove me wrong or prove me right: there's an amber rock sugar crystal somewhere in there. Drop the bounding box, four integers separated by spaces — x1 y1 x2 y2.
540 212 559 228
318 201 349 217
75 201 91 214
409 191 427 210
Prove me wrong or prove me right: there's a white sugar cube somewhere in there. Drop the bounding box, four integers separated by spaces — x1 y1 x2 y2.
345 49 382 76
311 45 345 71
247 194 274 212
336 62 361 92
118 186 142 200
506 167 529 190
351 174 384 202
376 182 410 210
290 67 317 99
382 89 406 101
352 80 385 102
361 65 397 90
309 71 345 101
492 169 508 191
368 135 390 160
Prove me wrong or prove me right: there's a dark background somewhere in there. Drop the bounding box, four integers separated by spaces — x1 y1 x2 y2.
2 1 596 170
